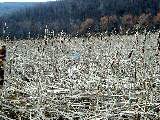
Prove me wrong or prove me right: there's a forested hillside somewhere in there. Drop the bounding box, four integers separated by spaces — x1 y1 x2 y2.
0 3 36 17
1 0 160 39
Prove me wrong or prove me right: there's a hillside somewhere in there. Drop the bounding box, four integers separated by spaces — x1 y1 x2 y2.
0 0 160 39
0 2 37 17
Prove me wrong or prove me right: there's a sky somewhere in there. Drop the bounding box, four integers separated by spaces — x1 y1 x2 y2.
0 0 56 2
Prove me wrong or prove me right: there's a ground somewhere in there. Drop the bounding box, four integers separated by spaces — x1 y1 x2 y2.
0 32 160 120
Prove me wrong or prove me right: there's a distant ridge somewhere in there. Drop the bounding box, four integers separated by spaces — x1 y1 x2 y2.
0 2 38 17
0 0 160 39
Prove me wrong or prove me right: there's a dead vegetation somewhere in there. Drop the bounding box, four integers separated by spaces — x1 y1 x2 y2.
0 31 160 120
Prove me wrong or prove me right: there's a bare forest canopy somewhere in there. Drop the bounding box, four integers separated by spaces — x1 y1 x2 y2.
0 2 37 17
1 0 160 39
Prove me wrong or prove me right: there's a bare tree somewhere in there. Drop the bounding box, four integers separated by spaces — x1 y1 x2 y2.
100 16 109 32
153 10 160 26
138 13 152 28
121 14 134 33
79 18 94 34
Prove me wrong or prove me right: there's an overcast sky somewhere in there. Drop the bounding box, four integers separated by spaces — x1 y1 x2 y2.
0 0 56 2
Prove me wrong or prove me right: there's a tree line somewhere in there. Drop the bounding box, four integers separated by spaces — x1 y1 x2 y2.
0 0 160 39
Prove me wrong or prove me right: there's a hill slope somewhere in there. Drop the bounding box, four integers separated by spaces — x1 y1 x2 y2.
1 0 160 39
0 2 37 17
